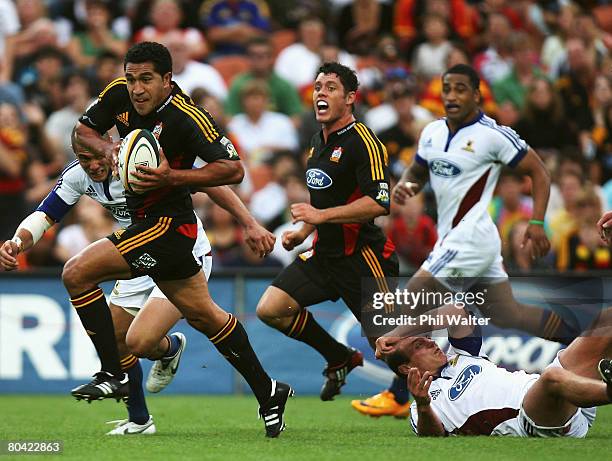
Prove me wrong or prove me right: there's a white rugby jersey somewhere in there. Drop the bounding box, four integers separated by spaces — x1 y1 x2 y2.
416 112 528 243
37 160 211 255
409 336 538 436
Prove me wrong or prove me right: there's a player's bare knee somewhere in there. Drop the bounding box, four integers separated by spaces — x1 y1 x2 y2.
125 332 155 358
62 255 84 291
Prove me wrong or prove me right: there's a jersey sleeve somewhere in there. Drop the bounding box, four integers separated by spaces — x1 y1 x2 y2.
78 77 127 135
354 123 391 210
179 102 241 163
489 123 528 168
414 123 432 167
36 161 83 222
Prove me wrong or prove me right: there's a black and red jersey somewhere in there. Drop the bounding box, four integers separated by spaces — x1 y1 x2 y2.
79 77 239 219
306 121 395 257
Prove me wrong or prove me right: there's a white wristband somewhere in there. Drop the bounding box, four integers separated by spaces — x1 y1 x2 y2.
16 211 53 245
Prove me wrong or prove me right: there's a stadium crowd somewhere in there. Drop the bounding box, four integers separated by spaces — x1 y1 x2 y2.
1 0 611 273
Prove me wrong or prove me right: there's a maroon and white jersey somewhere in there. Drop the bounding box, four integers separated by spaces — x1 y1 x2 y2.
415 112 528 245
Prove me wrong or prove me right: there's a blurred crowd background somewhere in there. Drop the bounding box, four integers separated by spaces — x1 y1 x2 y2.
1 0 612 275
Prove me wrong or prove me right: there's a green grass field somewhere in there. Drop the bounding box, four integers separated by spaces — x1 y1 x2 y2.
1 395 611 460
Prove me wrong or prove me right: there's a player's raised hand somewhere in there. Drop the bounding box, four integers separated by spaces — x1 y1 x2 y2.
521 223 550 260
597 211 612 245
281 229 307 251
132 148 172 192
290 203 325 225
407 368 433 406
0 240 20 271
374 336 401 359
244 221 276 258
392 182 418 206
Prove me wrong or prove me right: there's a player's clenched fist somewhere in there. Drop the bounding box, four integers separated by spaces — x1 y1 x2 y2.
290 203 324 225
0 240 20 271
392 182 418 205
282 230 308 251
374 336 401 359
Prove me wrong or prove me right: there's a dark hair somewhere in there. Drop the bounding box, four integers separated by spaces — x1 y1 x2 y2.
384 349 409 378
246 36 271 51
317 61 359 94
124 42 172 77
443 64 480 91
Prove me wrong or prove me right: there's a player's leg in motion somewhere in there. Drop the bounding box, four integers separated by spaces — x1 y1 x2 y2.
157 271 293 437
62 239 133 401
521 308 612 432
479 280 582 344
125 297 184 393
256 286 362 401
106 305 155 435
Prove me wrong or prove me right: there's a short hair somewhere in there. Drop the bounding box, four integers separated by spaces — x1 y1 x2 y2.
443 64 480 91
317 61 359 94
124 42 172 77
240 79 269 99
384 348 409 378
246 36 271 51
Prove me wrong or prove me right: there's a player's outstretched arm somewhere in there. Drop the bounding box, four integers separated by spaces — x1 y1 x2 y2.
202 185 276 257
393 161 429 206
0 211 54 271
515 148 551 259
290 196 386 226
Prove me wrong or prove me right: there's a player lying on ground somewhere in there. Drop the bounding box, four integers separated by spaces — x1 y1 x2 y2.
0 133 276 435
378 306 612 437
352 63 580 418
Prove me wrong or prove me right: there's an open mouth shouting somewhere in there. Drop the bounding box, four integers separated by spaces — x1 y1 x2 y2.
316 99 329 116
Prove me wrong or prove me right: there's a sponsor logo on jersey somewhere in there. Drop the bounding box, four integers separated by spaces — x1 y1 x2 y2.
220 136 239 159
330 146 343 163
376 186 390 204
132 253 157 270
462 140 475 153
307 147 314 159
449 364 482 401
306 169 333 189
85 186 97 198
115 112 129 126
424 137 432 147
430 389 441 400
152 122 163 139
430 159 462 177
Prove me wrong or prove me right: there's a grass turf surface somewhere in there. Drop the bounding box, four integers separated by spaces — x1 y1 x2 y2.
0 395 611 460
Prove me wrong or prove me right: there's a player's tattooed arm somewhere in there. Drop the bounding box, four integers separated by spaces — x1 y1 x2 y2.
202 185 276 257
514 148 551 259
393 161 429 205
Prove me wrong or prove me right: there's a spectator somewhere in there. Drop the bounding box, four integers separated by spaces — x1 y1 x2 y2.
420 44 497 118
492 31 545 124
135 0 207 60
489 169 533 246
53 195 116 263
364 70 433 134
335 0 393 56
0 102 31 240
411 13 453 81
163 30 226 100
377 80 423 179
225 37 303 123
89 49 122 94
0 0 20 68
206 202 243 266
504 219 548 273
2 0 72 82
274 17 354 91
66 0 127 69
514 77 578 159
555 37 597 159
556 186 611 271
548 170 584 250
541 1 577 77
387 192 437 271
591 74 612 151
227 80 299 165
393 0 480 52
45 71 93 166
200 0 270 57
473 12 514 84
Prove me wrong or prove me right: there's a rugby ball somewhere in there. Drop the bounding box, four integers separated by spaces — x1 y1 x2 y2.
117 129 160 194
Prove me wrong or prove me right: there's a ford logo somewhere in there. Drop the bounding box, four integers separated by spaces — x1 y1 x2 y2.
449 364 482 401
430 159 462 177
306 168 333 189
